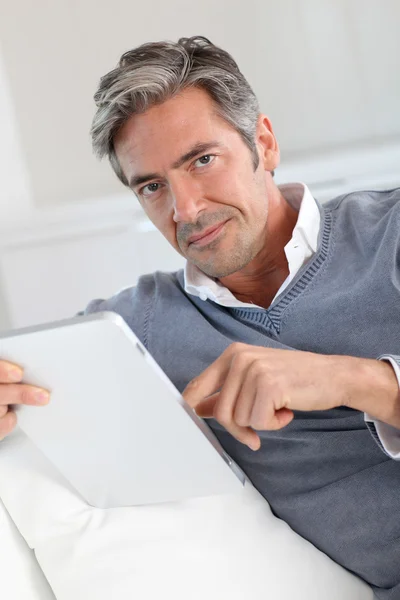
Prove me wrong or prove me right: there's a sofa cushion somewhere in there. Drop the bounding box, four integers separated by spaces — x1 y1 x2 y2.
0 497 56 599
0 428 373 600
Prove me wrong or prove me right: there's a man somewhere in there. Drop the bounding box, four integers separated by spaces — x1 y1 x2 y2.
1 37 400 597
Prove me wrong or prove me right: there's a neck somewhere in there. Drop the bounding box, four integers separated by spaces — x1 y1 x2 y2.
218 189 299 309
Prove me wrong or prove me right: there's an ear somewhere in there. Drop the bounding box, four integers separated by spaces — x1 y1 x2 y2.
255 115 280 172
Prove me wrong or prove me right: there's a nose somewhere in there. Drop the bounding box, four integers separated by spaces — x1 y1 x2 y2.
170 175 205 223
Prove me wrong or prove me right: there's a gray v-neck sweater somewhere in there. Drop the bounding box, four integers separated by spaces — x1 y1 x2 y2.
82 188 400 598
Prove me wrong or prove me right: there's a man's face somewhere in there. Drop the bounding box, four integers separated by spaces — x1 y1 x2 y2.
114 87 277 278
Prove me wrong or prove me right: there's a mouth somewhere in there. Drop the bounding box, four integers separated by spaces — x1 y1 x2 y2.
188 220 229 248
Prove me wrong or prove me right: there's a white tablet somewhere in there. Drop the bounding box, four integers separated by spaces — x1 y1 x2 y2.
0 311 245 508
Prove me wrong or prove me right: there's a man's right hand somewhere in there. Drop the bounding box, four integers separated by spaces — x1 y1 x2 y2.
0 360 50 441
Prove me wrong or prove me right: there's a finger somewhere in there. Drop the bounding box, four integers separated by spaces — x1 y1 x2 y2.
0 383 50 406
183 360 229 409
194 391 260 450
0 405 8 418
213 359 260 449
183 343 245 408
192 393 219 418
250 385 294 431
233 365 260 427
274 408 295 428
223 374 261 450
0 409 17 439
0 361 24 383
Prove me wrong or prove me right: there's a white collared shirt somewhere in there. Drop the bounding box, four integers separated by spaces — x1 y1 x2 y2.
184 182 400 459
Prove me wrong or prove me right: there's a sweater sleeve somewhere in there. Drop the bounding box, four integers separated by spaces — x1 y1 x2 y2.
75 274 157 350
364 355 400 460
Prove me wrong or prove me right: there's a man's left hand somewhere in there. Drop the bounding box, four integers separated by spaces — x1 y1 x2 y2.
182 343 400 451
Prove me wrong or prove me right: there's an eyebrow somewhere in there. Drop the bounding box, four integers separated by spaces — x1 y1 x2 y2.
128 141 222 189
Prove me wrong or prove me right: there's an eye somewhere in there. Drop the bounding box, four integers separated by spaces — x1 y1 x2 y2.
194 154 215 168
140 182 161 198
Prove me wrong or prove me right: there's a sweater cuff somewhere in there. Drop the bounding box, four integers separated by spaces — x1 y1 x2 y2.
364 354 400 460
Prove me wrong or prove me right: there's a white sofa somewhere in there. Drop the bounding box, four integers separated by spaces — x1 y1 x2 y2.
0 428 374 600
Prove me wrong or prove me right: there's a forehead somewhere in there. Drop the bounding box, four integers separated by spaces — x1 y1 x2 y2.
113 87 237 175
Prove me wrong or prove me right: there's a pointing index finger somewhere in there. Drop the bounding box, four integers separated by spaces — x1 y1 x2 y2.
182 348 233 408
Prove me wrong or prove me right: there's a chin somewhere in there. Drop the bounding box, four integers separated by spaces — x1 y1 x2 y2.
188 233 259 279
195 256 251 279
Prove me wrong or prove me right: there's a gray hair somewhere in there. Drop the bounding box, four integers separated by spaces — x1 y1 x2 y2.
91 36 261 186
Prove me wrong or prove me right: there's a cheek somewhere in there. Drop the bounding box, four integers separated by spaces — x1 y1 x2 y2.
210 163 256 204
204 172 241 209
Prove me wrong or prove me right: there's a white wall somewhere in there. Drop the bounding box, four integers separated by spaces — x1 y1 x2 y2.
0 0 399 209
0 198 185 328
0 46 32 218
0 46 33 330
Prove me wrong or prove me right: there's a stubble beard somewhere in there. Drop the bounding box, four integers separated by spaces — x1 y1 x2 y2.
177 203 268 279
186 224 264 279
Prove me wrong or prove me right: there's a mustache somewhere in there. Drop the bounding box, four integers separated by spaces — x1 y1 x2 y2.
177 210 235 245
